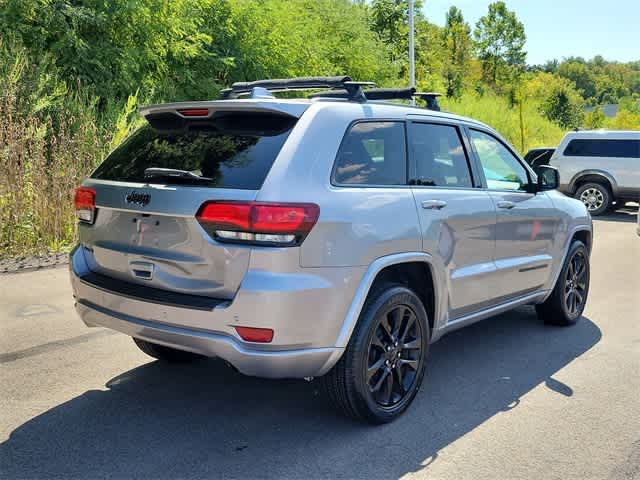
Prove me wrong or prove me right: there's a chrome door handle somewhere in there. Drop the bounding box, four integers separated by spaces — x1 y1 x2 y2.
497 200 516 209
421 199 447 210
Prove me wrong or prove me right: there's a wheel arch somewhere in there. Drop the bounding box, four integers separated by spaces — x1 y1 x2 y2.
569 170 618 195
540 225 592 303
333 253 440 350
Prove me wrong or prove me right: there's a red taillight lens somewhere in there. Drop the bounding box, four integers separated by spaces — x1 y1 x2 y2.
234 326 274 343
196 201 319 246
177 108 209 117
74 187 96 223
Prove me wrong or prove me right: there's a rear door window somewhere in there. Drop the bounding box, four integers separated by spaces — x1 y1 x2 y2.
92 112 297 189
563 139 640 158
408 122 473 188
333 121 407 185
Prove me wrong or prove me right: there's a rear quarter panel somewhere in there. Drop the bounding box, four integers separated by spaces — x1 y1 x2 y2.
257 103 422 268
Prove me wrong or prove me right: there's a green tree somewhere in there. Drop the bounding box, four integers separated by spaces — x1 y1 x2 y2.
542 86 584 129
473 1 526 86
583 107 605 129
441 6 471 98
557 60 597 100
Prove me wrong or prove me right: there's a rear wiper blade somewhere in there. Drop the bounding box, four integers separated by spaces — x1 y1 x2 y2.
144 168 212 182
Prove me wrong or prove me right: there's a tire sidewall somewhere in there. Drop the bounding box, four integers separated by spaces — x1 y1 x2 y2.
349 286 430 422
576 183 611 216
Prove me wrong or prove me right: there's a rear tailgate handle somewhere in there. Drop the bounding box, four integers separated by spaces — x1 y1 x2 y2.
129 261 154 280
421 199 447 210
497 201 516 209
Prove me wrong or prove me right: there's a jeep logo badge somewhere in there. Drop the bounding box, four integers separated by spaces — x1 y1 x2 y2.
125 191 151 206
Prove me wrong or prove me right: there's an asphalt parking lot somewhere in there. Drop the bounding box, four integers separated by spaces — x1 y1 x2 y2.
1 207 638 480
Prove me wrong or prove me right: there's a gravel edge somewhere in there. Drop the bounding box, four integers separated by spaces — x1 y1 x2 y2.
0 253 70 275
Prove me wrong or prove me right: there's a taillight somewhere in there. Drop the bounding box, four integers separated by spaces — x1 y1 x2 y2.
196 201 320 246
74 187 96 224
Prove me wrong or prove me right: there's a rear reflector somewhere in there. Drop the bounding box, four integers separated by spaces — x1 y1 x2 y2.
74 186 96 223
196 201 319 246
177 108 209 117
235 326 274 343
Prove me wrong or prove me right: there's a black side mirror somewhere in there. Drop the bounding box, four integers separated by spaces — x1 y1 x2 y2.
534 165 560 191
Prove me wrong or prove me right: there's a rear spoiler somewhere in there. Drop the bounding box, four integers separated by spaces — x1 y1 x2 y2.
139 101 307 133
139 100 308 120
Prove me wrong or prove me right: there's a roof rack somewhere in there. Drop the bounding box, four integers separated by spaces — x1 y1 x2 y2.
220 76 375 101
414 92 442 111
219 76 443 110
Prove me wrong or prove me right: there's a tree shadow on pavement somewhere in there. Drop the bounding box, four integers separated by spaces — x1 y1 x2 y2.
0 307 601 479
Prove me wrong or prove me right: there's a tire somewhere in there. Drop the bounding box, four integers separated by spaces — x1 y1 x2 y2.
132 337 203 363
575 182 612 216
536 240 590 326
320 285 430 424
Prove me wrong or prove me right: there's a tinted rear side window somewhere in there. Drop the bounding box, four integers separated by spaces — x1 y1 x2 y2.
333 121 407 185
563 139 640 158
92 112 297 189
408 123 473 188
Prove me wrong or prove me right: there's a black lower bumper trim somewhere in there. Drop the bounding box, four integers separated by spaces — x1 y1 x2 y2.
79 271 226 311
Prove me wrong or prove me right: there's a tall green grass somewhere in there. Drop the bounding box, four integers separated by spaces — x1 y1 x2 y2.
0 43 138 258
442 92 566 155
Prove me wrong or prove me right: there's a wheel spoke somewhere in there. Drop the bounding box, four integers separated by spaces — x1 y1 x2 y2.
380 315 394 341
390 308 403 339
371 368 389 392
399 312 416 342
367 357 385 381
370 334 385 351
384 369 394 404
399 358 419 371
569 292 576 314
402 338 420 350
564 289 572 303
567 261 574 280
394 364 405 394
574 289 584 306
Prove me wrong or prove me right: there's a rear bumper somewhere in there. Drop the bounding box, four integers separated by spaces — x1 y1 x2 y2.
69 245 357 378
75 299 338 378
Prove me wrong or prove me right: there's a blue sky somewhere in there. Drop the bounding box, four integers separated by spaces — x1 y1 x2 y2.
422 0 640 65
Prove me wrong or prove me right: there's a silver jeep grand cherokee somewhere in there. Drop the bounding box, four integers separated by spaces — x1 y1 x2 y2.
70 77 593 423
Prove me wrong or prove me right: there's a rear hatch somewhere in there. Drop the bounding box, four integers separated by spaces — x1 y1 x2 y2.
78 101 307 301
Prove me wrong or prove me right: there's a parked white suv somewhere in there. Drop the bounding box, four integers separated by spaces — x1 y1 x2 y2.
549 130 640 215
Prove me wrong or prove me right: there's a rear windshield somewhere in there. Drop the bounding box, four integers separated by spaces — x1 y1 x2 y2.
563 139 640 158
92 112 297 189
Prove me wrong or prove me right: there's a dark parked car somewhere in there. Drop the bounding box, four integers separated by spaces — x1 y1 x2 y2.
524 147 555 167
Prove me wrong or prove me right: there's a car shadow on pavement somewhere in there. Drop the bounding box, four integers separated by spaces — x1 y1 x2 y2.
1 307 601 479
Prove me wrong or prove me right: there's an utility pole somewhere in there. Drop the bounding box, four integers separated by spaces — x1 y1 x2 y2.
408 0 416 105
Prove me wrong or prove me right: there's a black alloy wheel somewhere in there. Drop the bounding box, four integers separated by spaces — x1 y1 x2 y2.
366 304 423 407
563 250 588 318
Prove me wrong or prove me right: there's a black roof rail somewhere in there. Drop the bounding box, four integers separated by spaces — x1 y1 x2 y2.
220 76 375 101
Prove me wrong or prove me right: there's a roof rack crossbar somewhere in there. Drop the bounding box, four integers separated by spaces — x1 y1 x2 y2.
309 87 416 101
221 76 368 99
